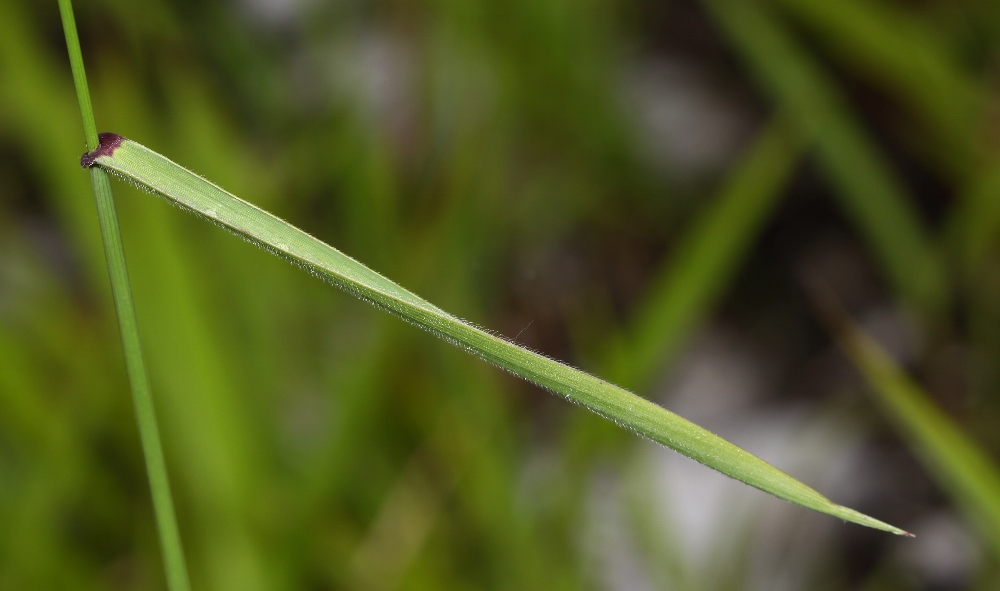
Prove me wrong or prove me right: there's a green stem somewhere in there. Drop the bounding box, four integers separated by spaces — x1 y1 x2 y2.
57 2 191 590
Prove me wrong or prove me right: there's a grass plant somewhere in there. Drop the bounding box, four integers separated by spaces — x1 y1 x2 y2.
57 2 190 590
81 130 907 536
6 0 1000 588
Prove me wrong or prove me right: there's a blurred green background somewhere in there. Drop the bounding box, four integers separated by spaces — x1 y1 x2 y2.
3 0 1000 589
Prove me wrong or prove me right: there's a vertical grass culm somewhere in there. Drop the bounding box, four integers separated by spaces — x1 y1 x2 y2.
56 2 191 590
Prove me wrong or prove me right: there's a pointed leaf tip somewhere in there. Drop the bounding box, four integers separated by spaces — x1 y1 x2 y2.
828 504 912 536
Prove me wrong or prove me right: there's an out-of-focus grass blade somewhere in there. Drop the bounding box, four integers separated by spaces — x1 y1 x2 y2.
604 118 801 388
764 0 1000 333
703 0 947 321
945 165 1000 273
812 288 1000 555
772 0 1000 278
82 132 909 534
770 0 980 173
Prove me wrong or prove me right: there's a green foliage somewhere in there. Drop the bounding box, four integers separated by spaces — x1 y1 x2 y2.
57 2 190 590
3 0 1000 589
88 132 905 534
832 309 1000 558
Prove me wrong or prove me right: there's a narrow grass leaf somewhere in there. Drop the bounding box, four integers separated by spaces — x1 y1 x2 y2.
770 0 980 172
703 0 947 321
83 132 909 535
945 164 1000 274
604 118 801 388
822 304 1000 556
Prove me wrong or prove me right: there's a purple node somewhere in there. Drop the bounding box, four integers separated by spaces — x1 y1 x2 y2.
80 132 126 168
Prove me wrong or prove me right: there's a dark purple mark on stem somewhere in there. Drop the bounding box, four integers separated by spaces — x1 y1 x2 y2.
80 132 126 168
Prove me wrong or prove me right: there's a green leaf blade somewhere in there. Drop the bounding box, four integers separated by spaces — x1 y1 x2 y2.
86 133 910 536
